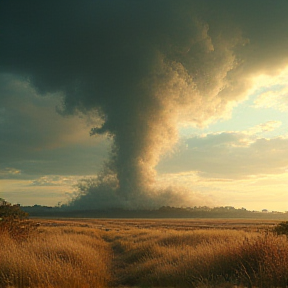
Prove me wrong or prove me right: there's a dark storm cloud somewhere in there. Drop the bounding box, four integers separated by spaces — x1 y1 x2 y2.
1 0 288 208
0 73 108 178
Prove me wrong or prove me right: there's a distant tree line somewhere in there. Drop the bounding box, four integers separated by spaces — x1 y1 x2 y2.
20 204 288 219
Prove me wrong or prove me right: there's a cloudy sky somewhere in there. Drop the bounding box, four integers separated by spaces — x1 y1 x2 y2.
0 0 288 211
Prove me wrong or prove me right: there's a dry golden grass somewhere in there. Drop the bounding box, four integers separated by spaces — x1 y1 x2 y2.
1 218 287 288
104 228 288 287
0 226 112 288
101 219 288 288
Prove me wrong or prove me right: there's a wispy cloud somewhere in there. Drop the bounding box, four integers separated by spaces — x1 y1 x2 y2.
0 168 21 178
246 121 282 135
250 67 288 112
158 122 288 179
28 175 78 187
254 89 288 111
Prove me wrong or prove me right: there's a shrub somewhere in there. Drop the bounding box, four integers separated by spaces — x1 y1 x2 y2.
0 203 37 241
274 221 288 237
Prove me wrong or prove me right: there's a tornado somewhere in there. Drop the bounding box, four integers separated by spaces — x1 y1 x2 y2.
1 0 288 209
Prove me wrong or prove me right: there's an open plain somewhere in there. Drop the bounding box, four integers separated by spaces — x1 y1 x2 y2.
1 218 288 288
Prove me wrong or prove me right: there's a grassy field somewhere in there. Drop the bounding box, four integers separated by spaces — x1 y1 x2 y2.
1 218 288 288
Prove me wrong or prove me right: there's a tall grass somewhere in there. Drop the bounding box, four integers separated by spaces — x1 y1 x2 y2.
1 219 288 288
105 228 288 288
0 226 112 288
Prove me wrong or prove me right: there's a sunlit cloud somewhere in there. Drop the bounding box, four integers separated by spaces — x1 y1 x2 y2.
0 168 21 178
254 89 288 112
29 175 79 187
247 121 282 135
249 66 288 112
158 123 288 179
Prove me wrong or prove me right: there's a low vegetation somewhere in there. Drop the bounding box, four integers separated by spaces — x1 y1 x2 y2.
0 226 112 288
274 221 288 237
106 227 288 288
0 203 37 241
1 218 288 287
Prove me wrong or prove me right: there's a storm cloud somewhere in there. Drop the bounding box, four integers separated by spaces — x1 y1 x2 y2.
1 0 288 208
